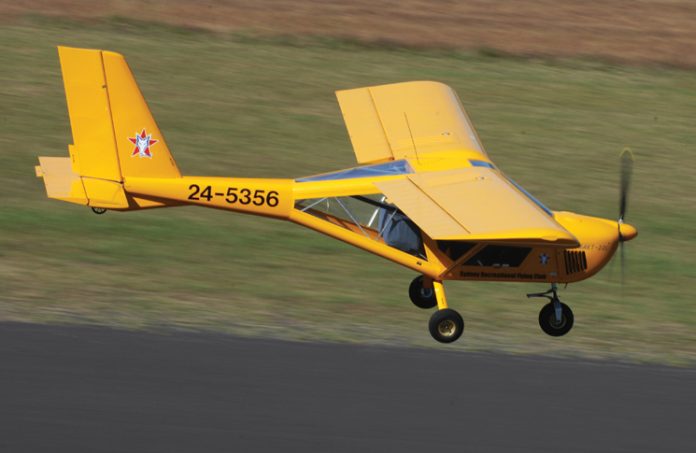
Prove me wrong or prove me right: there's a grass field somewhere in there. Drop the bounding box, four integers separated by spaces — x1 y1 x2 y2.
1 18 695 364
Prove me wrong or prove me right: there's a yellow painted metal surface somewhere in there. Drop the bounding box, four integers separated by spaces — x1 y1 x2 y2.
293 175 397 199
554 212 622 283
35 157 87 205
421 235 450 273
36 156 167 210
127 196 178 210
38 47 185 211
451 243 562 283
406 150 487 173
376 167 578 246
378 177 465 237
433 281 449 310
37 46 638 290
101 50 181 179
619 222 638 241
289 209 445 278
58 46 180 183
125 176 294 219
82 178 129 209
433 212 635 284
58 47 121 181
335 87 393 164
336 81 487 164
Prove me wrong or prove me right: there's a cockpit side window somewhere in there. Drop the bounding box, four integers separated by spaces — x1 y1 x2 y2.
379 210 425 258
437 241 476 261
295 194 425 259
464 245 531 268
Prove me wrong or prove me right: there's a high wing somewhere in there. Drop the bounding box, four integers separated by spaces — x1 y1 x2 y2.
375 166 579 247
336 81 487 165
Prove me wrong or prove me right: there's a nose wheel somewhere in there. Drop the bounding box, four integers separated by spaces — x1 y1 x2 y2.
527 284 574 337
538 301 574 337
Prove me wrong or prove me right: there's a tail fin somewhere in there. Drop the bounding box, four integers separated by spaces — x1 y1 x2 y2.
36 46 181 209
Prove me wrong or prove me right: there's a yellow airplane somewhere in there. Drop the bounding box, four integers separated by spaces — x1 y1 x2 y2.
36 47 637 343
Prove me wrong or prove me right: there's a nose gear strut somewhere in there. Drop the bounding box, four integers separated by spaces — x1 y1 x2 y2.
527 283 574 337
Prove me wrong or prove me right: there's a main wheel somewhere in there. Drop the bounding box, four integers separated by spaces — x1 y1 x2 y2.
409 276 437 309
538 302 574 337
429 309 464 343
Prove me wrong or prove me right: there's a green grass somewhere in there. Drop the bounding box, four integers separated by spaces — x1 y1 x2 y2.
1 18 695 364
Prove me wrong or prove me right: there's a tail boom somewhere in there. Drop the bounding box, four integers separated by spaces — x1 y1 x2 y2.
124 177 295 218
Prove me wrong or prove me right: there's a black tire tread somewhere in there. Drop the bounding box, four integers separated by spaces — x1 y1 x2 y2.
428 308 464 344
538 302 574 337
408 276 437 309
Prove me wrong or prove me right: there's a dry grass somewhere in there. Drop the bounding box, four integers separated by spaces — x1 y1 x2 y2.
2 0 696 67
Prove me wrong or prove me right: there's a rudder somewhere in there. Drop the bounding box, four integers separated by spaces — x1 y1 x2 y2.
100 49 181 179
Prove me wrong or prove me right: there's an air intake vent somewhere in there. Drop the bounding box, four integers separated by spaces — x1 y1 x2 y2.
564 250 587 274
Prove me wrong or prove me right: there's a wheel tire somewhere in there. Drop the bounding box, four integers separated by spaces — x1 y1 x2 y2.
408 276 437 309
538 302 574 337
429 309 464 343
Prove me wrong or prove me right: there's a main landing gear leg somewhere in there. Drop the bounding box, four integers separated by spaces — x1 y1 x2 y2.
427 280 464 344
433 281 448 310
527 283 574 337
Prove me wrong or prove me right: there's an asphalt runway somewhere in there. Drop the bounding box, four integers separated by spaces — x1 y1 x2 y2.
1 323 694 452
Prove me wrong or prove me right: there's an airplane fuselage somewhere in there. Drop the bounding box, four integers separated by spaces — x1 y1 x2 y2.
121 149 636 286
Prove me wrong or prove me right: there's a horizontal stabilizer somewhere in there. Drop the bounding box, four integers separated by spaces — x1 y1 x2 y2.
35 156 132 208
35 157 87 205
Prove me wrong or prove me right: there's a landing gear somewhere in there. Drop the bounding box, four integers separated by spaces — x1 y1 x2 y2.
429 309 464 343
410 276 465 343
527 284 574 337
408 276 437 309
91 207 107 215
538 302 574 337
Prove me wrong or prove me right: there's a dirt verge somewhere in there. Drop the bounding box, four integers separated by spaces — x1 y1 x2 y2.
3 0 696 67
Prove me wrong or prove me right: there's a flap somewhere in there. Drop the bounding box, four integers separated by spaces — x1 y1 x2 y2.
336 81 487 164
375 167 579 247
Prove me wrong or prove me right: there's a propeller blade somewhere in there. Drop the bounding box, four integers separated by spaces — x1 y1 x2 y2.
619 147 634 222
620 241 625 287
618 148 633 289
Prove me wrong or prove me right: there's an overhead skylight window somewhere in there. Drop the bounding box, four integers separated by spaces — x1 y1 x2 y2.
296 160 413 182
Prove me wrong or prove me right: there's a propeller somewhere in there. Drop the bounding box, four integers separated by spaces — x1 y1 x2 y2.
617 147 635 284
619 147 633 228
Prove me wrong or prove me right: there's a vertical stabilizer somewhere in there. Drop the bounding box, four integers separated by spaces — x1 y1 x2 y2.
37 47 182 210
58 46 181 182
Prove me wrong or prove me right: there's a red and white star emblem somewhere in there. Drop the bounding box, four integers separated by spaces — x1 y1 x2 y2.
129 129 158 158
